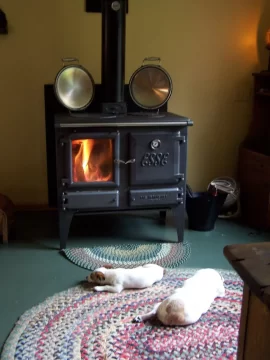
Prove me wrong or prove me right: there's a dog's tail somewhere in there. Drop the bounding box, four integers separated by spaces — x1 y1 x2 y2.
165 300 185 325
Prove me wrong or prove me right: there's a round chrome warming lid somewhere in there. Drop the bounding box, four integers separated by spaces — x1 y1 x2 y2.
54 58 95 111
129 57 173 110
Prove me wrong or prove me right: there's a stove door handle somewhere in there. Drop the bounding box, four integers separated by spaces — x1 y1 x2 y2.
114 159 126 165
114 159 136 165
125 158 136 164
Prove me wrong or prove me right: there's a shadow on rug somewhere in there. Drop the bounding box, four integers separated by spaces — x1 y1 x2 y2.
2 268 242 359
62 242 191 270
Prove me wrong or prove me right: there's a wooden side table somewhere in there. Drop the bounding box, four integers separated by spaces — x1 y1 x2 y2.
237 72 270 230
224 242 270 360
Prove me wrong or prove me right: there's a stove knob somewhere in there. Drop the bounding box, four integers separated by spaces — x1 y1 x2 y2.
151 139 161 150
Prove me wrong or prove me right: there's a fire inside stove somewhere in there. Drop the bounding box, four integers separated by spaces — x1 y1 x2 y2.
72 139 113 182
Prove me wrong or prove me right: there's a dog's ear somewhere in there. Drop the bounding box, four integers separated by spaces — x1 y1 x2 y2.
95 271 106 281
103 264 113 269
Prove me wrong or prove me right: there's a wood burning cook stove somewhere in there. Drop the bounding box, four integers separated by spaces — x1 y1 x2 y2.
49 0 193 249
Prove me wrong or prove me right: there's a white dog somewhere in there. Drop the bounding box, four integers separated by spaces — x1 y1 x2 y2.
87 264 165 293
133 268 225 326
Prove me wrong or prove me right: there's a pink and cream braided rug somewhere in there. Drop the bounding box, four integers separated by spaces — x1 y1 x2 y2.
2 268 243 359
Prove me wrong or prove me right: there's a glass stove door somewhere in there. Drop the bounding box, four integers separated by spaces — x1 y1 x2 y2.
69 133 120 187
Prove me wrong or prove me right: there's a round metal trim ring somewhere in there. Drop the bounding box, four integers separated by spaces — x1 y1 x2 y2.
111 1 121 11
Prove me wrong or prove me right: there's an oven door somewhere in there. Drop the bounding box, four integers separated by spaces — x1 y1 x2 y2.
129 131 185 185
63 132 120 188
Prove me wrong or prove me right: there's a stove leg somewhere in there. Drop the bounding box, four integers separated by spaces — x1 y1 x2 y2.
159 211 167 224
172 206 185 243
59 211 74 250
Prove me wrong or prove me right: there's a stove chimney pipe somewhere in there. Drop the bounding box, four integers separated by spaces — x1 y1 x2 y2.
101 0 126 113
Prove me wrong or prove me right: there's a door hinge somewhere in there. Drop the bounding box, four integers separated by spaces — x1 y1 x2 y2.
175 173 185 181
173 133 186 143
61 178 69 186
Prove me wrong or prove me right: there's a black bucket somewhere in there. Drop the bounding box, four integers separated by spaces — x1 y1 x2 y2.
186 189 227 231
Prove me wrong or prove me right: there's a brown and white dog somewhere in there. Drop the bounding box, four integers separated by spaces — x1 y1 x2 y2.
87 264 165 293
133 268 225 326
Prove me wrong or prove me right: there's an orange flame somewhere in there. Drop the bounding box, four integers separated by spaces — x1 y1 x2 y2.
72 139 113 182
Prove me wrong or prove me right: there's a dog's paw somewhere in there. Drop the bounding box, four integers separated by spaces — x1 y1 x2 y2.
93 286 103 292
132 316 143 323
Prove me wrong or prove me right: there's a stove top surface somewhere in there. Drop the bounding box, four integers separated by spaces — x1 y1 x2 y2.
55 112 193 128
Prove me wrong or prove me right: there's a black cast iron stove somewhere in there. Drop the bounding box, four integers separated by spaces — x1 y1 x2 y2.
50 0 193 249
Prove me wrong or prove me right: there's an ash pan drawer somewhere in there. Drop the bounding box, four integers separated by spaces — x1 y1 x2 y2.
63 190 119 210
129 187 183 207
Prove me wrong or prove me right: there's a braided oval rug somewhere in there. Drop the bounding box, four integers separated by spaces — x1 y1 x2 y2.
2 268 242 360
63 242 191 270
